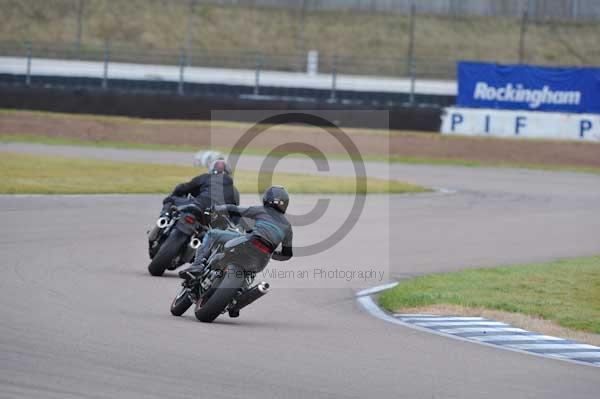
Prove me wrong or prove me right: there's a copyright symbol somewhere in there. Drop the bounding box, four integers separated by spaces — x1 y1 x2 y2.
226 112 367 257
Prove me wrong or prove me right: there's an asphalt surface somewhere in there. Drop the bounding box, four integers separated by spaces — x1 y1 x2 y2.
1 144 600 398
0 56 457 95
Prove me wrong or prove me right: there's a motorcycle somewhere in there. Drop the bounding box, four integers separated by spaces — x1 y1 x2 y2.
170 234 273 322
146 203 210 276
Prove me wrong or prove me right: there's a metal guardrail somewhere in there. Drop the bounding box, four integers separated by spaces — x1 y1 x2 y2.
212 0 600 21
0 37 459 110
0 41 425 77
0 72 456 109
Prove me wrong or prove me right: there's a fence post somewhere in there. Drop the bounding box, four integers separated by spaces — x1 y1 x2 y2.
25 41 32 86
75 0 84 58
102 40 109 89
254 53 262 96
518 8 528 64
571 0 579 20
408 1 416 106
296 0 308 71
185 0 196 66
329 55 337 102
178 49 186 96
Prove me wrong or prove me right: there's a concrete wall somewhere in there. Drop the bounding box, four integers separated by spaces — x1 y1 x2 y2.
0 85 443 132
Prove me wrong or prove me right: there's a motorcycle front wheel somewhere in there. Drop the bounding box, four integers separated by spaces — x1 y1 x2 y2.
170 287 194 316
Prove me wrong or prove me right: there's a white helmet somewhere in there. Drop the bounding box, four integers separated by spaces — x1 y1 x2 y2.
208 158 231 175
193 150 224 168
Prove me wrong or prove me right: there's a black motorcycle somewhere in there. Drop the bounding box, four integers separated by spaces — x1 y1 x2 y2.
170 235 273 322
146 203 210 276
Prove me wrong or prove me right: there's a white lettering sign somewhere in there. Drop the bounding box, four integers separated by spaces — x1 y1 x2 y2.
440 107 600 142
473 82 581 109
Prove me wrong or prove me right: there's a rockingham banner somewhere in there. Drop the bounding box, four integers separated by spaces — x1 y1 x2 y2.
441 107 600 142
457 61 600 114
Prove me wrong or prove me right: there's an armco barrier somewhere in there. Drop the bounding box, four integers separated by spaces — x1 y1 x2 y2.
0 85 443 132
441 107 600 142
0 73 455 109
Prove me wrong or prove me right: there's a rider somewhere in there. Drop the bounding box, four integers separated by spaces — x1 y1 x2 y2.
178 185 293 280
162 158 240 218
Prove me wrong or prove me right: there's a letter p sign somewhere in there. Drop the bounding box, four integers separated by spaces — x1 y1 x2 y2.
451 113 463 131
580 120 592 138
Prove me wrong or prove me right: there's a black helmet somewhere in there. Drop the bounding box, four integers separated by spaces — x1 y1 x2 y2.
262 185 289 213
208 159 231 175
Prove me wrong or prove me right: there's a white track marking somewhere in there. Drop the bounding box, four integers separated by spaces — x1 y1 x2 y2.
356 283 600 368
471 335 565 342
438 327 528 334
399 317 487 322
356 282 398 297
356 295 409 327
414 321 509 327
550 352 600 359
393 314 438 317
508 343 599 350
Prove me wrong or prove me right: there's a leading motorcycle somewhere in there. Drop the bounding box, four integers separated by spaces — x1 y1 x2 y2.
146 203 210 276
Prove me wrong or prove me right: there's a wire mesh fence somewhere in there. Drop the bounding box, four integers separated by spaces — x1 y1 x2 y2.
1 0 599 81
208 0 600 21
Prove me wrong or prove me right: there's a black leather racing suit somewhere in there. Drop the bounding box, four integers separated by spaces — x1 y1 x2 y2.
164 173 240 209
189 204 293 272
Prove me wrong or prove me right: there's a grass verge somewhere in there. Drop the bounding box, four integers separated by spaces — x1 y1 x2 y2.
379 256 600 335
3 134 600 175
0 152 427 195
3 2 600 74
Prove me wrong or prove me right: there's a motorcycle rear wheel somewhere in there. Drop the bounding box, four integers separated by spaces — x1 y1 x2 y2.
147 229 188 276
194 264 245 323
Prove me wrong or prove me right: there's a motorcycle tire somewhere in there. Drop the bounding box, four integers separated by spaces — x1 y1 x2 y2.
170 287 194 316
194 264 245 323
147 229 188 276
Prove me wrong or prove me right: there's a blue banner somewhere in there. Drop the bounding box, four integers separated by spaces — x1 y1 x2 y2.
457 61 600 114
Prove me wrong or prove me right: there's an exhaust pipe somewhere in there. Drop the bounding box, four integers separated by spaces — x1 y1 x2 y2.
257 282 270 294
149 217 170 241
189 237 201 249
181 237 201 264
230 282 270 312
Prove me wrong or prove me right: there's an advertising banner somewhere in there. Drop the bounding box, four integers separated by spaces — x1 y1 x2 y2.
441 107 600 142
457 61 600 114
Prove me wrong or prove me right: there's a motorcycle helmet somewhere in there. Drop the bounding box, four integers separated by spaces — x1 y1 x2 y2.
262 185 289 213
208 158 231 175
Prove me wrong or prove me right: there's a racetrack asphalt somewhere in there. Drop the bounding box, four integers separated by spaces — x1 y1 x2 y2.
1 144 600 398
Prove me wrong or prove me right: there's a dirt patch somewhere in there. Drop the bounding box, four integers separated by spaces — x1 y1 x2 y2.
396 304 600 347
2 111 600 168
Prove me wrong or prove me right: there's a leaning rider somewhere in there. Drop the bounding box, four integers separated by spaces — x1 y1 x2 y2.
178 185 294 280
162 158 240 222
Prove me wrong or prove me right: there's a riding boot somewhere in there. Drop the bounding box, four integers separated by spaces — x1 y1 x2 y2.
178 258 207 280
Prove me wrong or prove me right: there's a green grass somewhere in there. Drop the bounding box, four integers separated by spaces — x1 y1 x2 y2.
379 256 600 334
0 134 199 153
3 133 600 175
0 152 427 195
